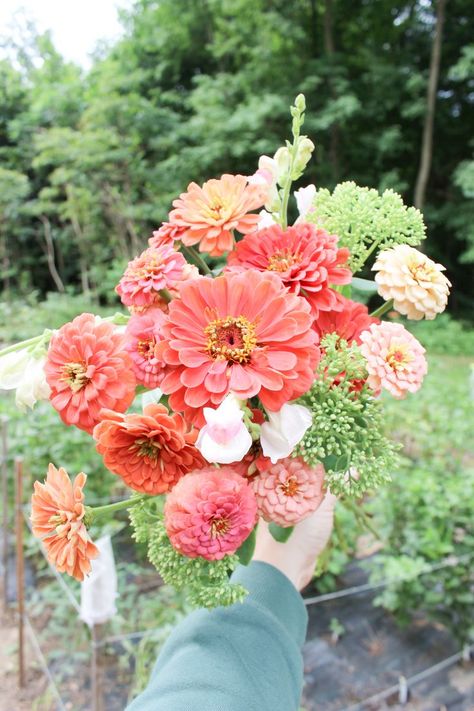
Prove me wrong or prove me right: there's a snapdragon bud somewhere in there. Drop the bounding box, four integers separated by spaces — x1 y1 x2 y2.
292 136 315 179
274 146 292 186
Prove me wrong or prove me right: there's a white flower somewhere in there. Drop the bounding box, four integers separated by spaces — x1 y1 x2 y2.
196 393 252 464
257 210 277 229
15 356 51 412
274 146 292 186
295 184 316 220
0 348 31 390
260 403 313 464
248 155 280 212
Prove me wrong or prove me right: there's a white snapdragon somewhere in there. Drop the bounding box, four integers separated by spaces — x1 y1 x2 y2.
0 348 51 412
260 403 312 464
196 393 252 464
294 184 317 221
248 155 280 212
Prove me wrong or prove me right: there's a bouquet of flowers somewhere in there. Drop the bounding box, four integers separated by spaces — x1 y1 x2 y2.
0 95 451 607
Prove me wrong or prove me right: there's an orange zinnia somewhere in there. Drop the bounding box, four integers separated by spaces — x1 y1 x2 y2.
168 174 266 256
31 464 98 581
93 403 206 494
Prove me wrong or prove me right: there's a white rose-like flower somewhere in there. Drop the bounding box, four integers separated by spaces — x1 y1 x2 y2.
196 393 252 464
15 356 51 411
373 244 451 320
295 184 316 220
260 403 313 464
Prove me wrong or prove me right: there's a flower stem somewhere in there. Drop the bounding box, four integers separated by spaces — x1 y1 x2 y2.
88 494 150 518
279 139 300 231
0 333 47 358
159 288 172 303
370 299 394 319
180 245 212 276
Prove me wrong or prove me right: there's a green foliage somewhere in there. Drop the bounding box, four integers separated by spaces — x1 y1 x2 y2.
129 499 247 609
296 334 399 496
403 312 474 356
308 182 426 272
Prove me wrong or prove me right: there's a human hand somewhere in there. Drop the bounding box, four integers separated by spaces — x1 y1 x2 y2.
252 489 337 592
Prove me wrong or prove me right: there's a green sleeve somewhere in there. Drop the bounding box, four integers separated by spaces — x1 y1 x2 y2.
126 561 308 711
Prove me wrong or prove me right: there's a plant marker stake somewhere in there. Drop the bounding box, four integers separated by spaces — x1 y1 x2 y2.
398 675 409 704
15 456 25 687
91 623 103 711
1 416 8 609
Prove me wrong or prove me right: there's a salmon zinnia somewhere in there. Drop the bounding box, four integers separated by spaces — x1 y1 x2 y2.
93 403 205 494
158 269 320 426
31 463 98 581
45 313 136 434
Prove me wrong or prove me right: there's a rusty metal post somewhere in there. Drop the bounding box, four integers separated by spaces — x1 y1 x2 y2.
91 624 102 711
1 416 8 608
15 456 25 687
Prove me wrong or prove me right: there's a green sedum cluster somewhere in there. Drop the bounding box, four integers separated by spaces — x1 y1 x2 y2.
129 498 247 609
296 335 399 497
307 181 426 272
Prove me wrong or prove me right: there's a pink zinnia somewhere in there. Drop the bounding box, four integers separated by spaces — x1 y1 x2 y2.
45 314 136 434
148 222 186 249
164 466 257 560
359 322 427 399
168 174 266 256
116 245 186 308
313 297 379 345
252 457 325 526
158 269 319 426
227 223 352 318
124 309 167 388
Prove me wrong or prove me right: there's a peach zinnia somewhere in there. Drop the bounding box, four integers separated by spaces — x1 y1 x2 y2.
164 466 257 560
359 322 427 399
45 313 136 434
227 223 351 318
168 174 266 256
124 309 167 388
158 269 319 426
31 464 98 581
252 457 325 527
93 403 205 494
116 245 186 308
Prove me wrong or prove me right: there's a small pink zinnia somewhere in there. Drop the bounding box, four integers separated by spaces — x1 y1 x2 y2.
45 314 136 434
359 322 427 399
164 466 257 560
158 269 319 426
227 223 352 319
168 174 266 256
252 457 325 527
116 245 186 308
124 309 167 388
148 222 186 249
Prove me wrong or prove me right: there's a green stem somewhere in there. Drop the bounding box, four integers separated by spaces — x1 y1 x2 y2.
0 334 46 358
88 494 150 518
370 298 394 319
279 141 300 231
180 245 212 276
159 288 172 303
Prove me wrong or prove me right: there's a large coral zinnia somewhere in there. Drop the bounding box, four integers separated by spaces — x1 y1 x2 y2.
359 322 427 399
227 223 351 318
158 270 319 426
116 245 186 308
373 244 451 320
313 297 379 345
45 313 136 434
168 174 266 256
93 403 205 494
164 466 257 560
31 464 98 581
252 457 325 526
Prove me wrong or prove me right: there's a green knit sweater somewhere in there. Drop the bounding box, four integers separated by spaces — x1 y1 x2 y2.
126 561 308 711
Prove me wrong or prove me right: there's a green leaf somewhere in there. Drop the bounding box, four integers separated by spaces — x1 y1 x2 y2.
351 277 379 294
269 523 294 543
236 527 256 565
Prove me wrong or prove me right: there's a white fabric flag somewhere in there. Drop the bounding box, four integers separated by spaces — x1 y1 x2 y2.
80 534 118 627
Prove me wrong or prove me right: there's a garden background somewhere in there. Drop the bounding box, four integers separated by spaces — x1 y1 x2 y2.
0 0 473 709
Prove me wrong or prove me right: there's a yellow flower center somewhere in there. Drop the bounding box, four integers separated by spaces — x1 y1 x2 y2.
267 249 300 273
135 438 161 461
210 517 230 538
137 338 156 360
205 315 257 363
386 344 412 371
279 476 300 497
62 362 90 392
409 259 436 283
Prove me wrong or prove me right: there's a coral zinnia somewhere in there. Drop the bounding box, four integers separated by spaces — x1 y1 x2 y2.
124 309 167 388
164 466 257 560
227 223 352 318
359 322 427 399
158 269 319 426
93 403 205 494
116 245 186 308
168 174 266 256
373 244 451 320
313 297 379 345
31 463 98 581
45 313 136 434
252 457 325 527
148 222 186 249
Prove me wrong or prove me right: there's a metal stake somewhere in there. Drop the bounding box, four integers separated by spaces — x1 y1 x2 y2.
1 416 8 608
15 456 25 687
91 623 102 711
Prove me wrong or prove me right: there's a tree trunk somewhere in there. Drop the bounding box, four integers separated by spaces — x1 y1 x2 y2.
39 216 65 293
66 184 91 295
413 0 448 210
323 0 340 181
